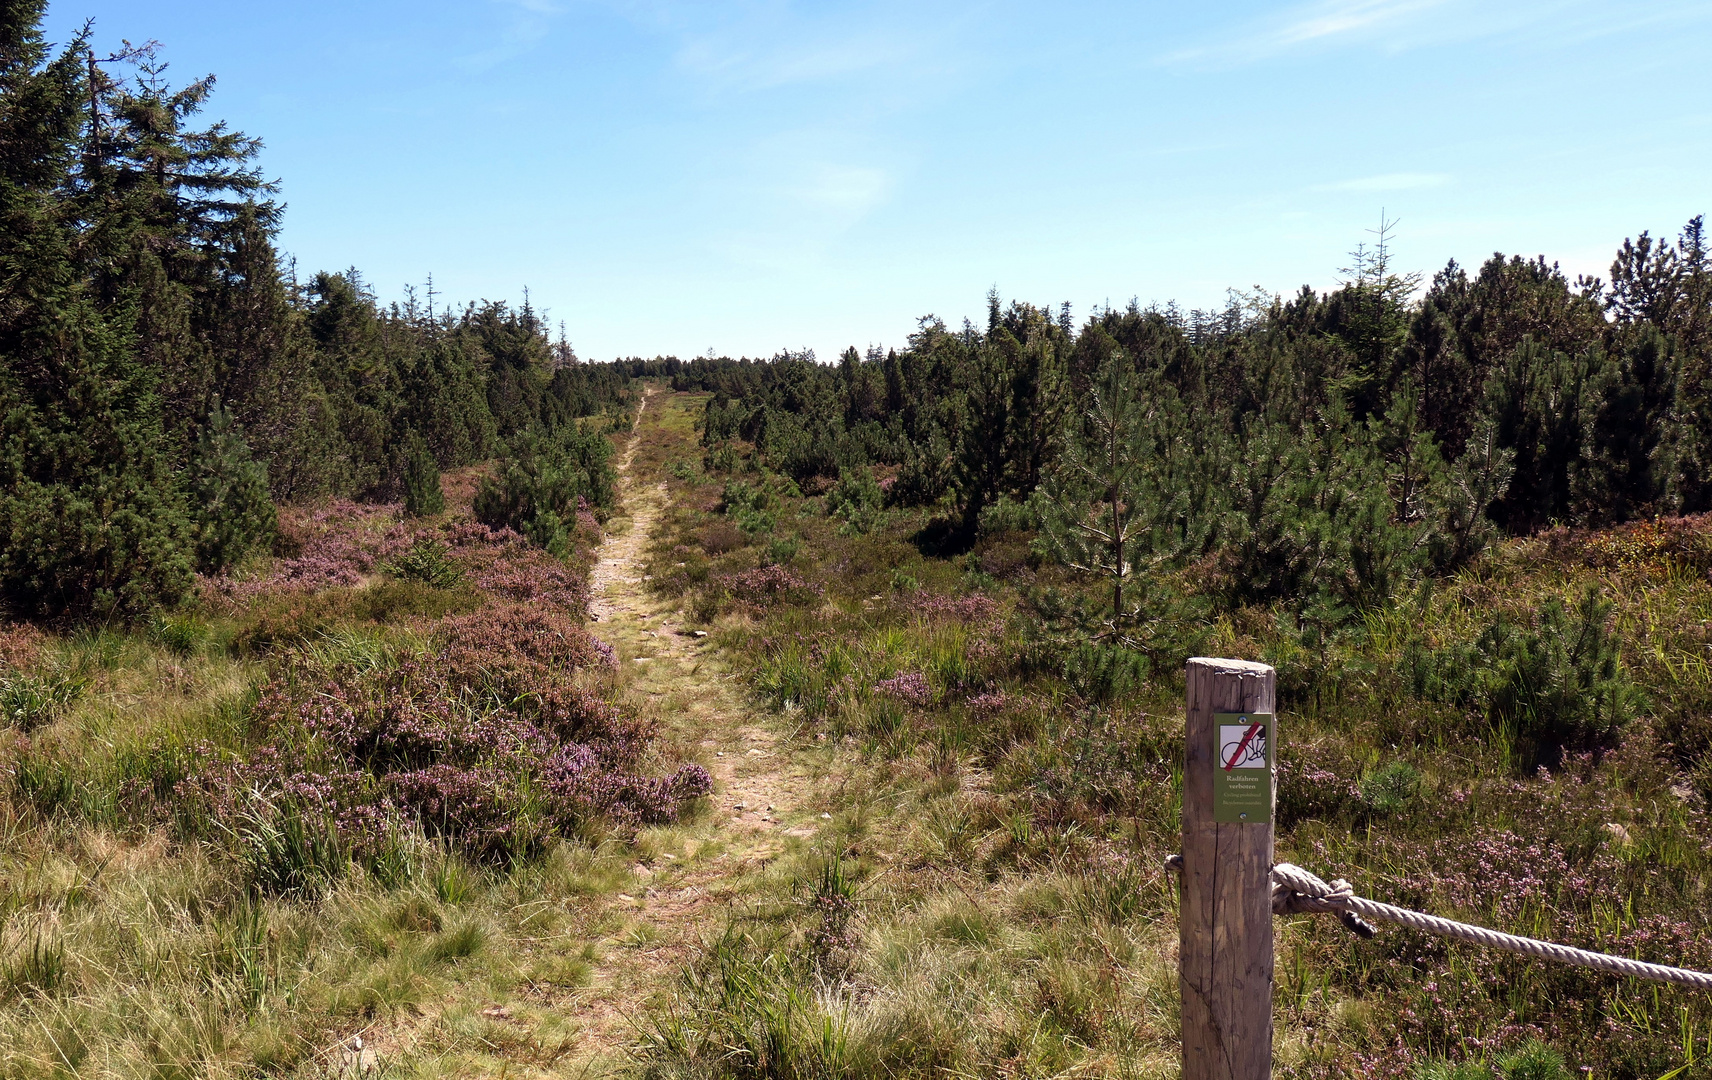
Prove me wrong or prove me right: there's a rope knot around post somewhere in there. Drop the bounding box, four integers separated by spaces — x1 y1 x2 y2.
1268 862 1376 939
1171 656 1712 1080
1172 856 1712 989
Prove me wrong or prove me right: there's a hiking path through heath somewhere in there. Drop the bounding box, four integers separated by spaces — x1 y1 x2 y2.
569 384 821 1070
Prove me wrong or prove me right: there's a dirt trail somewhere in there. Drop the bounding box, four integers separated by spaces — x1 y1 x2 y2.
330 388 816 1077
570 385 816 1069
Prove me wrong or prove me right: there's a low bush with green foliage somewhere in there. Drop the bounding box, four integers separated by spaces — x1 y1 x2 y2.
825 466 886 535
401 430 447 517
1403 586 1639 763
380 537 465 589
720 479 780 536
474 422 616 555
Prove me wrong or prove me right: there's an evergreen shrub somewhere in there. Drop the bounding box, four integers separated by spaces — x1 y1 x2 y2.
474 423 614 556
824 466 885 535
401 432 445 517
719 481 777 536
1403 587 1637 761
184 404 277 573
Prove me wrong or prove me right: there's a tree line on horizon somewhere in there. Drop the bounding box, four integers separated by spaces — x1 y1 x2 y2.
669 214 1710 632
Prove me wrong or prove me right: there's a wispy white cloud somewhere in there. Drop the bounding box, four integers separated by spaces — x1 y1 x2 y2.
1313 172 1451 192
1160 0 1450 66
558 2 953 270
588 0 962 97
700 124 899 272
1161 0 1712 69
1262 0 1446 49
456 0 565 72
674 31 919 94
788 163 890 213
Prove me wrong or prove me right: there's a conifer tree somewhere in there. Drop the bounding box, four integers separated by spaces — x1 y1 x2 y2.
1428 415 1512 571
85 42 277 451
1327 216 1421 420
402 431 445 517
474 422 614 555
400 332 495 470
183 402 275 572
1040 347 1207 634
213 206 345 500
307 270 395 496
0 3 193 617
1040 349 1149 627
953 306 1067 531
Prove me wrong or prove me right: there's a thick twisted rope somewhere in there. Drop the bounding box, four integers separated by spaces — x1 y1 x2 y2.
1268 861 1712 991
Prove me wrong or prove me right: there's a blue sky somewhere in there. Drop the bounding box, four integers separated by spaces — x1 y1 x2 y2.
45 0 1712 362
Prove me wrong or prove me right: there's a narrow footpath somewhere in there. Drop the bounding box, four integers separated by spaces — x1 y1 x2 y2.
569 384 819 1071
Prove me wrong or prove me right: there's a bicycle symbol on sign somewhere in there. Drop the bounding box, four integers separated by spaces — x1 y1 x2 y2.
1220 721 1268 770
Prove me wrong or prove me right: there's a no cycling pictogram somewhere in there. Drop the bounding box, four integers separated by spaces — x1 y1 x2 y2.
1220 721 1267 770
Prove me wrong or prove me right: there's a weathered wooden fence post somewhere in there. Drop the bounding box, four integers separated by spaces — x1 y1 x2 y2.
1181 657 1277 1080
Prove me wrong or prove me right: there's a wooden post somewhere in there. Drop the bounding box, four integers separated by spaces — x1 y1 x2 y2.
1181 657 1277 1080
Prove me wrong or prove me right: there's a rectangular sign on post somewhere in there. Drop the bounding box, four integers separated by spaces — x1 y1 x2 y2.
1212 712 1273 823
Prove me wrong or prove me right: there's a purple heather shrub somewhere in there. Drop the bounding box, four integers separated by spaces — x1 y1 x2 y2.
436 604 615 692
0 621 45 671
204 500 405 601
590 636 618 667
903 589 999 624
545 759 712 827
525 682 646 756
179 499 693 864
455 535 590 610
966 689 1010 718
875 670 934 708
723 564 823 606
217 654 693 861
203 503 593 615
574 496 603 544
1276 753 1361 826
386 763 533 861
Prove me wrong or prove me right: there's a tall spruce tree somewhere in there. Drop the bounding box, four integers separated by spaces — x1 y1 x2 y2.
213 206 346 500
0 3 192 616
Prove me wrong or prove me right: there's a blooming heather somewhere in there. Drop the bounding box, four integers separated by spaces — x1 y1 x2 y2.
876 670 935 708
723 564 823 606
177 495 703 863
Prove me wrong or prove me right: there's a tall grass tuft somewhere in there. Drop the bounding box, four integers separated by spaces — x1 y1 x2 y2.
235 799 347 897
1 931 67 1001
0 667 86 730
642 933 868 1080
